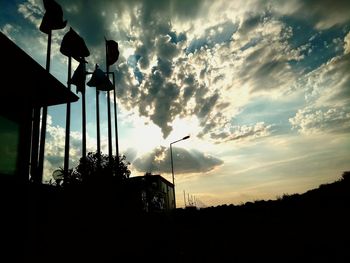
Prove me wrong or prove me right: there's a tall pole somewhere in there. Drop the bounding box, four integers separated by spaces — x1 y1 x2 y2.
37 29 52 182
170 136 190 209
106 40 113 163
63 56 72 177
95 65 101 158
30 108 40 183
183 190 186 208
107 91 113 162
96 88 101 155
82 87 86 161
170 143 175 208
107 90 113 161
112 73 119 158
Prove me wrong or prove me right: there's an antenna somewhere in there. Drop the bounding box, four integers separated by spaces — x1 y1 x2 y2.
183 190 186 207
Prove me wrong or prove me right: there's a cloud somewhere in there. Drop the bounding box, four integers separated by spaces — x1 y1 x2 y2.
186 20 238 53
133 146 223 175
289 107 350 135
232 18 301 92
43 115 98 182
12 1 293 142
123 147 137 162
289 32 350 136
12 0 349 144
1 24 20 39
344 31 350 55
17 0 43 28
56 1 307 141
199 121 274 144
273 0 350 30
299 46 350 109
44 115 78 181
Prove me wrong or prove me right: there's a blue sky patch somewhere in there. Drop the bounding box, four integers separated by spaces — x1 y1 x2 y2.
232 96 304 132
128 54 143 83
283 16 348 73
168 31 186 44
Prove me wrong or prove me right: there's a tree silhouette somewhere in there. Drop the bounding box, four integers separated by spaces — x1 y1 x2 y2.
75 151 131 183
50 166 80 186
51 151 131 186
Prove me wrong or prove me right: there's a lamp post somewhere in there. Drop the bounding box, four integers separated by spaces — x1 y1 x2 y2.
170 135 190 209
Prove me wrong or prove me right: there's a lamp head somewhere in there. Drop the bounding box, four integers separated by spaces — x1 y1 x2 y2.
182 135 190 140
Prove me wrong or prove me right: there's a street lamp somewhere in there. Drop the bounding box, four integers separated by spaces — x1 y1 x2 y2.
170 135 190 209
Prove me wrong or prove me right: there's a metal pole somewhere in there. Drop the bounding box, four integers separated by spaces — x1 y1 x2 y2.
37 30 52 182
170 143 176 209
183 190 186 207
107 91 112 161
96 88 101 155
81 83 87 174
106 40 113 163
63 56 71 177
30 107 40 183
107 96 112 159
96 89 101 151
82 89 86 160
112 73 119 158
169 136 189 209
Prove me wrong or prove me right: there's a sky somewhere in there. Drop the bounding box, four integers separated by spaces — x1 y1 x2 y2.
1 0 350 207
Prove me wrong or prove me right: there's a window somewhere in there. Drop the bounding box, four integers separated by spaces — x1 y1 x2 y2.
0 116 19 175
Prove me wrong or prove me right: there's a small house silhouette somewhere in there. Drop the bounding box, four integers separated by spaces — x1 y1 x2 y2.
125 174 175 211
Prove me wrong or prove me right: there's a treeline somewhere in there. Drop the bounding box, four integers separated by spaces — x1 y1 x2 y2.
24 171 349 262
199 171 350 212
170 171 350 262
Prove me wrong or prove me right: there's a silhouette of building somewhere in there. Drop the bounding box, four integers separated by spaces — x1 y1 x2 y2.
0 32 79 183
125 174 175 211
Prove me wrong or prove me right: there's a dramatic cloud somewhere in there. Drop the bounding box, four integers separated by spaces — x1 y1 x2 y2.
133 146 223 174
8 0 350 143
273 0 350 30
289 33 350 135
12 0 348 142
2 0 350 206
297 58 349 115
228 18 300 94
289 107 350 135
289 27 350 137
37 0 306 140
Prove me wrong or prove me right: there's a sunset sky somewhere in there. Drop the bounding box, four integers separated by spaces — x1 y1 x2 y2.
1 0 350 207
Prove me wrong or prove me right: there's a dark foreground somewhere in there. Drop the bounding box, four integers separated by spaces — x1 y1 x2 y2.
1 174 349 262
